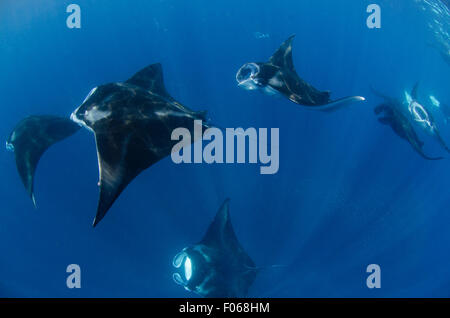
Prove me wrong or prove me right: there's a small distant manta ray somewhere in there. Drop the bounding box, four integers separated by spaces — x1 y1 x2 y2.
236 35 365 111
253 31 270 39
372 87 443 160
405 83 450 154
172 199 257 297
6 63 208 226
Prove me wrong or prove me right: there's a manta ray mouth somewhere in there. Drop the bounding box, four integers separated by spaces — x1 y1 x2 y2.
236 63 260 90
70 107 95 133
172 251 193 286
409 101 430 123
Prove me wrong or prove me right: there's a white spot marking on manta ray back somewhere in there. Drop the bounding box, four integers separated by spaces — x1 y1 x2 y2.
155 109 188 119
268 75 283 88
85 107 112 123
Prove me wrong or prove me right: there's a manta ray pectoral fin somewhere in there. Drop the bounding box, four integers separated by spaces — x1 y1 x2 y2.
200 198 234 248
377 117 391 125
92 128 165 227
89 62 210 226
411 82 419 100
125 63 197 117
125 63 171 98
195 110 208 121
311 96 365 112
269 35 296 70
6 115 80 207
200 198 256 268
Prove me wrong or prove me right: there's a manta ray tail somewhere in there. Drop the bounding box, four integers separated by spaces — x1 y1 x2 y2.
411 141 443 160
312 96 365 112
434 129 450 154
6 115 81 207
417 150 443 161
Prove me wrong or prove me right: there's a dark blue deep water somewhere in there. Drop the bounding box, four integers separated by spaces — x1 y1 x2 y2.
0 0 449 297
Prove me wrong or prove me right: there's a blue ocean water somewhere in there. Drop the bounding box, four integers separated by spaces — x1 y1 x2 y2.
0 0 449 297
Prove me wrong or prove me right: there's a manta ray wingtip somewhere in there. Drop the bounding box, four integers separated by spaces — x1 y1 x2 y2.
31 194 37 209
92 217 100 228
92 205 109 227
220 198 231 212
284 34 296 45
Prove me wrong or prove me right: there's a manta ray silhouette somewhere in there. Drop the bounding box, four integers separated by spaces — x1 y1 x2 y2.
172 199 257 297
372 86 442 161
6 63 208 226
236 35 365 111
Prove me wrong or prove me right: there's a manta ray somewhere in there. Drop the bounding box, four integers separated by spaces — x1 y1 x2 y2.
372 87 442 160
405 83 450 154
236 35 365 111
6 63 208 226
172 199 257 297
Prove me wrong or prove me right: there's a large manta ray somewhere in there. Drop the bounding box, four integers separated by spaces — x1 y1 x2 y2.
172 199 257 297
6 63 208 226
372 87 442 160
405 83 450 154
236 35 365 111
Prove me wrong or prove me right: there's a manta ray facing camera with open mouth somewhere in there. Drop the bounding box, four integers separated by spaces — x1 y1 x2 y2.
236 35 365 111
6 63 208 227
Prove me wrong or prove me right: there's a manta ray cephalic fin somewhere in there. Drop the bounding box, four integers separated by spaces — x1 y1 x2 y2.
6 115 81 207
